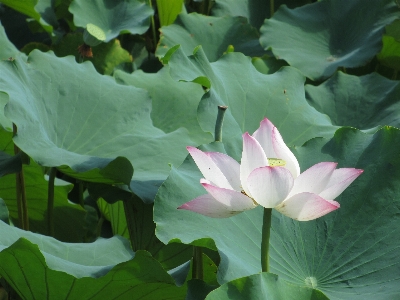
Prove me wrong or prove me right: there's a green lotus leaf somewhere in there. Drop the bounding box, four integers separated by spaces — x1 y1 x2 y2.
252 55 288 75
0 129 87 242
377 35 400 71
0 22 20 60
166 46 334 154
52 32 132 75
0 232 185 299
0 150 22 178
156 0 184 27
156 13 265 62
0 50 200 201
212 0 311 29
0 91 12 131
0 198 9 224
0 220 134 277
114 67 212 144
155 127 400 299
259 0 400 80
385 19 400 41
69 0 153 42
96 194 193 271
0 0 56 32
206 272 328 300
306 71 400 130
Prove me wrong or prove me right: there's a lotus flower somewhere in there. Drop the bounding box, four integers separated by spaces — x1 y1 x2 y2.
178 118 363 220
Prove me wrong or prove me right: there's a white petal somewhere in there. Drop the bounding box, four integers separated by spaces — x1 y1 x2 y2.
207 151 241 191
252 118 276 158
240 133 269 196
271 126 300 178
288 162 337 198
275 192 340 221
253 119 300 179
319 168 363 199
187 146 233 189
178 183 257 218
247 166 294 208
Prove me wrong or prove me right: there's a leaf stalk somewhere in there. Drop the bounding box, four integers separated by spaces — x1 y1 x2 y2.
214 106 228 142
47 167 57 237
13 124 29 230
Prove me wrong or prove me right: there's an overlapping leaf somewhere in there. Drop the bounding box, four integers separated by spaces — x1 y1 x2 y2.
212 0 311 29
0 50 201 202
155 127 400 299
69 0 153 42
0 22 20 60
166 46 335 158
305 71 400 131
206 272 328 300
52 33 132 75
0 0 56 32
114 67 212 144
260 0 400 80
0 225 186 299
156 13 265 62
0 129 86 242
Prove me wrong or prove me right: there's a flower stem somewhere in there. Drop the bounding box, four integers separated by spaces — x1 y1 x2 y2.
123 196 137 250
47 167 57 237
192 246 203 280
148 0 158 52
270 0 275 18
261 207 272 272
214 106 228 142
13 123 29 230
77 180 84 207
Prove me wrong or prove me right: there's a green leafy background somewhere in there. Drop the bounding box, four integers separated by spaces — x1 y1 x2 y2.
0 0 400 299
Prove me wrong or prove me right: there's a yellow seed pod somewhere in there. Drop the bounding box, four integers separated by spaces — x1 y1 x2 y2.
267 158 286 167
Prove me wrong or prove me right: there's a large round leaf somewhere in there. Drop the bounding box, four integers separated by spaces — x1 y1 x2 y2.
206 272 328 300
0 220 134 278
69 0 153 42
212 0 311 29
156 13 265 62
259 0 400 80
0 231 186 299
114 67 212 144
52 32 132 75
305 71 400 130
0 50 197 202
166 46 334 156
155 127 400 299
0 129 87 242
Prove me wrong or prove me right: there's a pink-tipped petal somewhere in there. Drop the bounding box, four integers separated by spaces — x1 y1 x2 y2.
207 152 241 191
247 166 294 208
271 126 301 178
275 192 340 221
187 146 233 190
319 168 363 200
252 118 276 158
178 194 245 218
252 118 300 179
201 182 257 212
288 162 338 198
240 133 269 196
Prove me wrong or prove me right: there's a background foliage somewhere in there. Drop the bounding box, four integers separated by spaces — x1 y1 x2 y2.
0 0 399 299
